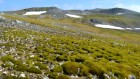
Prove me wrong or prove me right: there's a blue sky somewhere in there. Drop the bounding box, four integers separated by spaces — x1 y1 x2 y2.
0 0 140 12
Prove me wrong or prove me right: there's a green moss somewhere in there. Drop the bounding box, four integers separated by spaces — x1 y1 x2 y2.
112 70 127 78
48 72 58 79
1 55 14 62
52 66 63 73
14 63 28 72
0 17 140 78
1 75 17 79
90 66 105 77
2 62 12 68
75 56 85 62
83 60 94 68
56 56 65 61
78 64 89 76
83 60 106 78
35 62 48 70
27 66 42 74
62 61 80 75
57 74 70 79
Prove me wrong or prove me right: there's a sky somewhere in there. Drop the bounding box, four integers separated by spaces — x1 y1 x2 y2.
0 0 140 12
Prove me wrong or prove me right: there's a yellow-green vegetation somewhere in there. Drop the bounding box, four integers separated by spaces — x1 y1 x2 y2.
0 26 140 79
2 14 140 45
57 75 71 79
62 61 80 75
1 12 140 79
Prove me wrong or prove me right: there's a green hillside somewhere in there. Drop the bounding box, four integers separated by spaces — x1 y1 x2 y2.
0 13 140 79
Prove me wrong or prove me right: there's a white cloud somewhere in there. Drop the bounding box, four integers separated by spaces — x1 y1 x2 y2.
115 3 140 12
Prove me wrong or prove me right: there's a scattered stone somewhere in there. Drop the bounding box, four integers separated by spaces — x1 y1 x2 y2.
43 76 49 79
11 74 15 76
16 20 23 24
104 74 111 79
20 73 26 77
3 71 8 75
30 55 35 58
128 75 136 79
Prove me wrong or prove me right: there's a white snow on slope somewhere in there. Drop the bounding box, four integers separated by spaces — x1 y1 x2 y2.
135 28 140 30
95 24 124 30
125 28 133 30
117 13 125 15
66 14 82 18
95 24 140 30
23 11 47 15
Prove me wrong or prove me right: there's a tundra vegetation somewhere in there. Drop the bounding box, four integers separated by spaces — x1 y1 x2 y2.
0 13 140 79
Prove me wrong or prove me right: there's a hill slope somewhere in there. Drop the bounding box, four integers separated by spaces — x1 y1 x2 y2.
0 7 140 79
4 7 140 30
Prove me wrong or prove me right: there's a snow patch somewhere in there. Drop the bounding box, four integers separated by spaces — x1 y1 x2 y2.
66 14 82 18
134 28 140 30
125 28 133 30
117 13 125 15
95 24 124 30
23 11 47 15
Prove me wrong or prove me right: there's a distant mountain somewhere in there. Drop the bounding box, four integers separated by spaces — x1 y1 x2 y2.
20 7 59 11
4 7 139 15
1 5 140 79
14 7 65 15
84 8 139 15
3 7 140 30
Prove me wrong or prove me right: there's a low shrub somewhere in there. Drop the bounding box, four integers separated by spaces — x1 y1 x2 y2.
56 56 65 61
1 55 14 62
78 64 89 76
35 62 48 70
62 61 80 75
84 60 105 78
112 70 127 78
14 63 28 72
2 62 12 68
57 74 70 79
27 66 42 74
52 66 63 73
48 72 58 79
90 66 105 77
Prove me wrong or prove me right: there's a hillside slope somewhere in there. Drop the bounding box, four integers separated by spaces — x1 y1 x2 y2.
4 7 140 30
0 7 140 79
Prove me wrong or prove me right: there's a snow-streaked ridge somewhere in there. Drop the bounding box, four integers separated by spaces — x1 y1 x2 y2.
23 11 47 15
66 14 82 18
95 24 124 30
